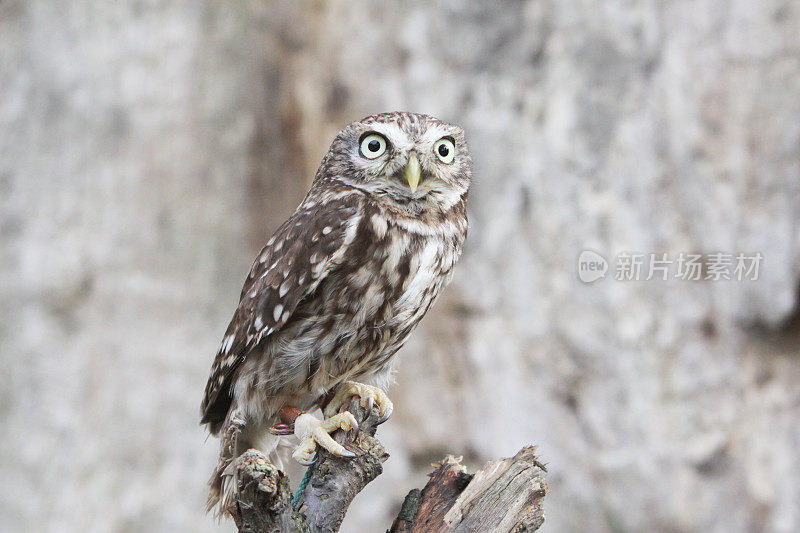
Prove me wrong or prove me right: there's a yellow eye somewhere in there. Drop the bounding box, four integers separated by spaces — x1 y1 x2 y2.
360 133 387 159
433 138 455 163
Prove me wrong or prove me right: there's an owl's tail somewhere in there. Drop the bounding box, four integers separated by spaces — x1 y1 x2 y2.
206 410 282 519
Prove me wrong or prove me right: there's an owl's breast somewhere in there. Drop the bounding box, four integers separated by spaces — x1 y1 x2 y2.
386 234 453 329
275 208 465 395
332 214 463 370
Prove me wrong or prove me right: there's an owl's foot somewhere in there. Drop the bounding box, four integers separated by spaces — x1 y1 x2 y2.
292 411 359 466
323 381 393 424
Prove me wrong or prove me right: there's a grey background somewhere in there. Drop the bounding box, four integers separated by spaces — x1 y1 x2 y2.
1 1 799 532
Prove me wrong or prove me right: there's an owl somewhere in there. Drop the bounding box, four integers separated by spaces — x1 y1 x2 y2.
200 112 471 516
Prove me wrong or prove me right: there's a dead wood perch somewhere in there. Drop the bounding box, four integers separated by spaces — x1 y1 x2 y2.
231 399 547 532
389 448 547 532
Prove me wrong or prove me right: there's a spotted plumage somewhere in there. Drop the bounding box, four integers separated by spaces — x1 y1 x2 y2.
201 112 470 515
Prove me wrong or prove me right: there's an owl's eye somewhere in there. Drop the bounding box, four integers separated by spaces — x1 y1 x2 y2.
359 133 388 159
433 137 456 164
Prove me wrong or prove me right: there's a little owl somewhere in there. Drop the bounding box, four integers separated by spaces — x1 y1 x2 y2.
200 112 471 516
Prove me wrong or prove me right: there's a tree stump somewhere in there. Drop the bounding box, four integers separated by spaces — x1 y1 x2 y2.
230 399 547 532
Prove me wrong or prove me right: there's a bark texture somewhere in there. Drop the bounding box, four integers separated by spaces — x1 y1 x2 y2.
389 448 547 533
233 451 301 533
2 1 800 532
294 400 388 533
230 404 545 533
232 400 387 533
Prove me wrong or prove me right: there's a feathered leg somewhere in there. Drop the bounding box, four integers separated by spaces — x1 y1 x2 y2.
207 407 280 518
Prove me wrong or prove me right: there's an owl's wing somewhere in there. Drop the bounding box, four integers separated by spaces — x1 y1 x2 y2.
200 194 363 432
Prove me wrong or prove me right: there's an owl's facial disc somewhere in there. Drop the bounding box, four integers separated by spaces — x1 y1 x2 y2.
336 114 469 208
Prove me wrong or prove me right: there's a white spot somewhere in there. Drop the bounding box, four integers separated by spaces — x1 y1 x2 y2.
279 278 291 297
399 240 441 304
384 232 408 272
351 266 374 288
267 236 276 246
254 315 264 330
371 214 388 239
273 304 284 322
310 252 321 264
221 335 235 353
395 215 462 237
322 226 332 235
274 239 284 252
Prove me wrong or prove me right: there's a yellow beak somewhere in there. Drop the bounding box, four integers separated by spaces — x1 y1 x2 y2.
404 152 421 192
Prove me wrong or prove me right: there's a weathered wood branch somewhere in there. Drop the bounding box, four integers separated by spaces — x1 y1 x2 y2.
232 398 386 533
232 451 304 533
389 447 548 533
231 401 547 533
294 399 388 532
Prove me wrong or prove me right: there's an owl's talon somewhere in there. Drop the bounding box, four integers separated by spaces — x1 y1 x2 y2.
324 381 394 423
348 417 360 432
292 434 318 465
377 404 393 425
292 412 359 465
295 451 317 466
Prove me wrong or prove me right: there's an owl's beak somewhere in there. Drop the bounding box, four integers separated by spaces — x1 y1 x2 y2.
404 152 421 193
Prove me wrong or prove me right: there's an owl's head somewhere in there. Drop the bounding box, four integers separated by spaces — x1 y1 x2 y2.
318 112 471 213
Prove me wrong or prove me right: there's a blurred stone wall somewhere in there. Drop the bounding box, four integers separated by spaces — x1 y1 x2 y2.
1 1 799 532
